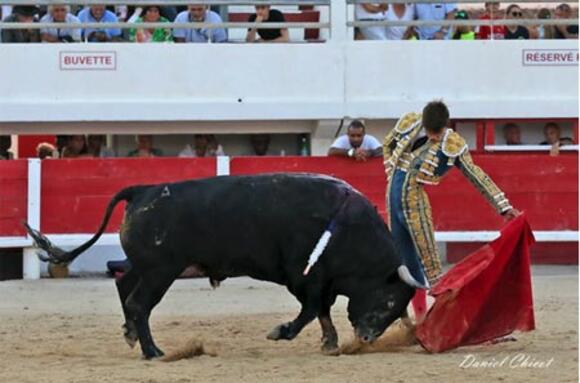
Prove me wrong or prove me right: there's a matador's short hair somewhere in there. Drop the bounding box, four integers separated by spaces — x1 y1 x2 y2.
422 100 449 133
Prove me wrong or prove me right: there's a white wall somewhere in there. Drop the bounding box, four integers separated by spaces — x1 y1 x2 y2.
0 40 577 129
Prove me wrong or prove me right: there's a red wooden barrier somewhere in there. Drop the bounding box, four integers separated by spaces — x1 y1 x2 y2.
230 156 387 216
41 158 216 233
0 160 28 236
231 155 578 232
1 155 577 264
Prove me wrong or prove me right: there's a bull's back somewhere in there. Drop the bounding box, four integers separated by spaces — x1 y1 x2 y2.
121 174 394 283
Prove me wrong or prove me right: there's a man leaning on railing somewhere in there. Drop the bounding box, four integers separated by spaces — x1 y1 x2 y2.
173 4 227 43
246 4 289 43
77 4 123 42
40 4 82 43
1 5 40 43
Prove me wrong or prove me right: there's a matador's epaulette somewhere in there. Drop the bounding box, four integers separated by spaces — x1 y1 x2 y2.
394 112 422 135
442 130 468 158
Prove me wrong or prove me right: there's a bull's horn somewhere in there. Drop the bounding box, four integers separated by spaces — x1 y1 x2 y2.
397 265 430 289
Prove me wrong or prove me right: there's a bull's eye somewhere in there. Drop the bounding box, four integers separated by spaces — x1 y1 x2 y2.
387 300 395 309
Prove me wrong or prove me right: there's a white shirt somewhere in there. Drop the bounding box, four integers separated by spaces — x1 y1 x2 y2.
330 134 382 151
355 4 386 20
385 4 415 40
40 13 82 42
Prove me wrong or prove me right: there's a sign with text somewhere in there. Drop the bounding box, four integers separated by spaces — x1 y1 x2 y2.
522 49 578 66
59 51 117 71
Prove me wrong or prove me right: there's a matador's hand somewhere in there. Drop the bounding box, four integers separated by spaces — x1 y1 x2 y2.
503 208 521 221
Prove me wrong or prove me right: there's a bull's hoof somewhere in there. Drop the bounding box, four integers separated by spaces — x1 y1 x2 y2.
321 337 340 356
267 323 293 341
123 322 138 349
142 345 165 360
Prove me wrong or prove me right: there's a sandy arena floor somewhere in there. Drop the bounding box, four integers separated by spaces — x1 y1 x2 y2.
0 265 577 383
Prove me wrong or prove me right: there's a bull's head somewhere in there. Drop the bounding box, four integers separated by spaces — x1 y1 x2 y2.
347 276 415 343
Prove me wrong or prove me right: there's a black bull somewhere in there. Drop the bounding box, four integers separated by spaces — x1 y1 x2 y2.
25 173 417 359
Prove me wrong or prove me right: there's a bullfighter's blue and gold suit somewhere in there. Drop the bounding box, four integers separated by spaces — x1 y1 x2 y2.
384 113 512 287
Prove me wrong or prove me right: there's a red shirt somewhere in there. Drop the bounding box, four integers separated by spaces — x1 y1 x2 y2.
477 14 506 39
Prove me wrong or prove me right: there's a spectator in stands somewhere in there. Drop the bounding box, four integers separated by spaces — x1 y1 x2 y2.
250 134 272 156
415 2 457 40
246 5 289 43
77 5 123 42
452 10 475 39
128 135 163 157
502 123 522 145
384 4 416 40
128 5 173 42
354 3 387 40
62 135 91 158
87 135 116 157
0 136 13 160
36 142 57 159
173 4 227 43
554 3 578 39
328 120 382 161
504 4 530 39
540 122 574 145
40 5 82 43
477 1 506 40
179 134 225 157
1 5 40 43
532 8 556 39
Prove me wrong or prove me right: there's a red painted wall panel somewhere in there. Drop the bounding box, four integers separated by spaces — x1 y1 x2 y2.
0 160 28 236
18 135 56 158
40 158 216 233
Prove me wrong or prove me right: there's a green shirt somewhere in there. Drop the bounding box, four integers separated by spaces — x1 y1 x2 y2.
128 17 173 43
459 31 476 40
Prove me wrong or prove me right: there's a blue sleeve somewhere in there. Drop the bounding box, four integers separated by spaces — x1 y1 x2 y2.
213 27 228 42
107 13 122 37
172 13 187 39
445 4 458 14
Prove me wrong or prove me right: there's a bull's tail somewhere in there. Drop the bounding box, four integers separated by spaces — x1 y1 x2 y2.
23 186 145 265
303 192 351 276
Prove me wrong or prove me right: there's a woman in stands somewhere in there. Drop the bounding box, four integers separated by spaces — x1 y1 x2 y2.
62 135 91 158
504 4 530 39
128 5 173 43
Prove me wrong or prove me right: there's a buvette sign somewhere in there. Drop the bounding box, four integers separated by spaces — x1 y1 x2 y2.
59 51 117 71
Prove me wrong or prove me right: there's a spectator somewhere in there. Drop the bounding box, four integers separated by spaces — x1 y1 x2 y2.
128 135 163 157
1 6 40 43
87 135 116 157
328 120 382 161
502 123 522 145
36 142 57 159
77 5 123 42
0 136 13 160
206 135 225 156
540 122 574 145
173 4 227 43
250 134 272 156
354 3 387 40
504 4 529 39
62 135 91 158
246 5 289 43
128 5 173 43
415 3 457 40
452 10 475 39
533 8 556 39
40 4 81 43
55 135 69 157
179 134 225 157
477 1 506 40
385 4 416 40
554 3 578 39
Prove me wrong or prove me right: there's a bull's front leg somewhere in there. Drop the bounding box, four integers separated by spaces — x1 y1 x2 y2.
267 292 320 341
